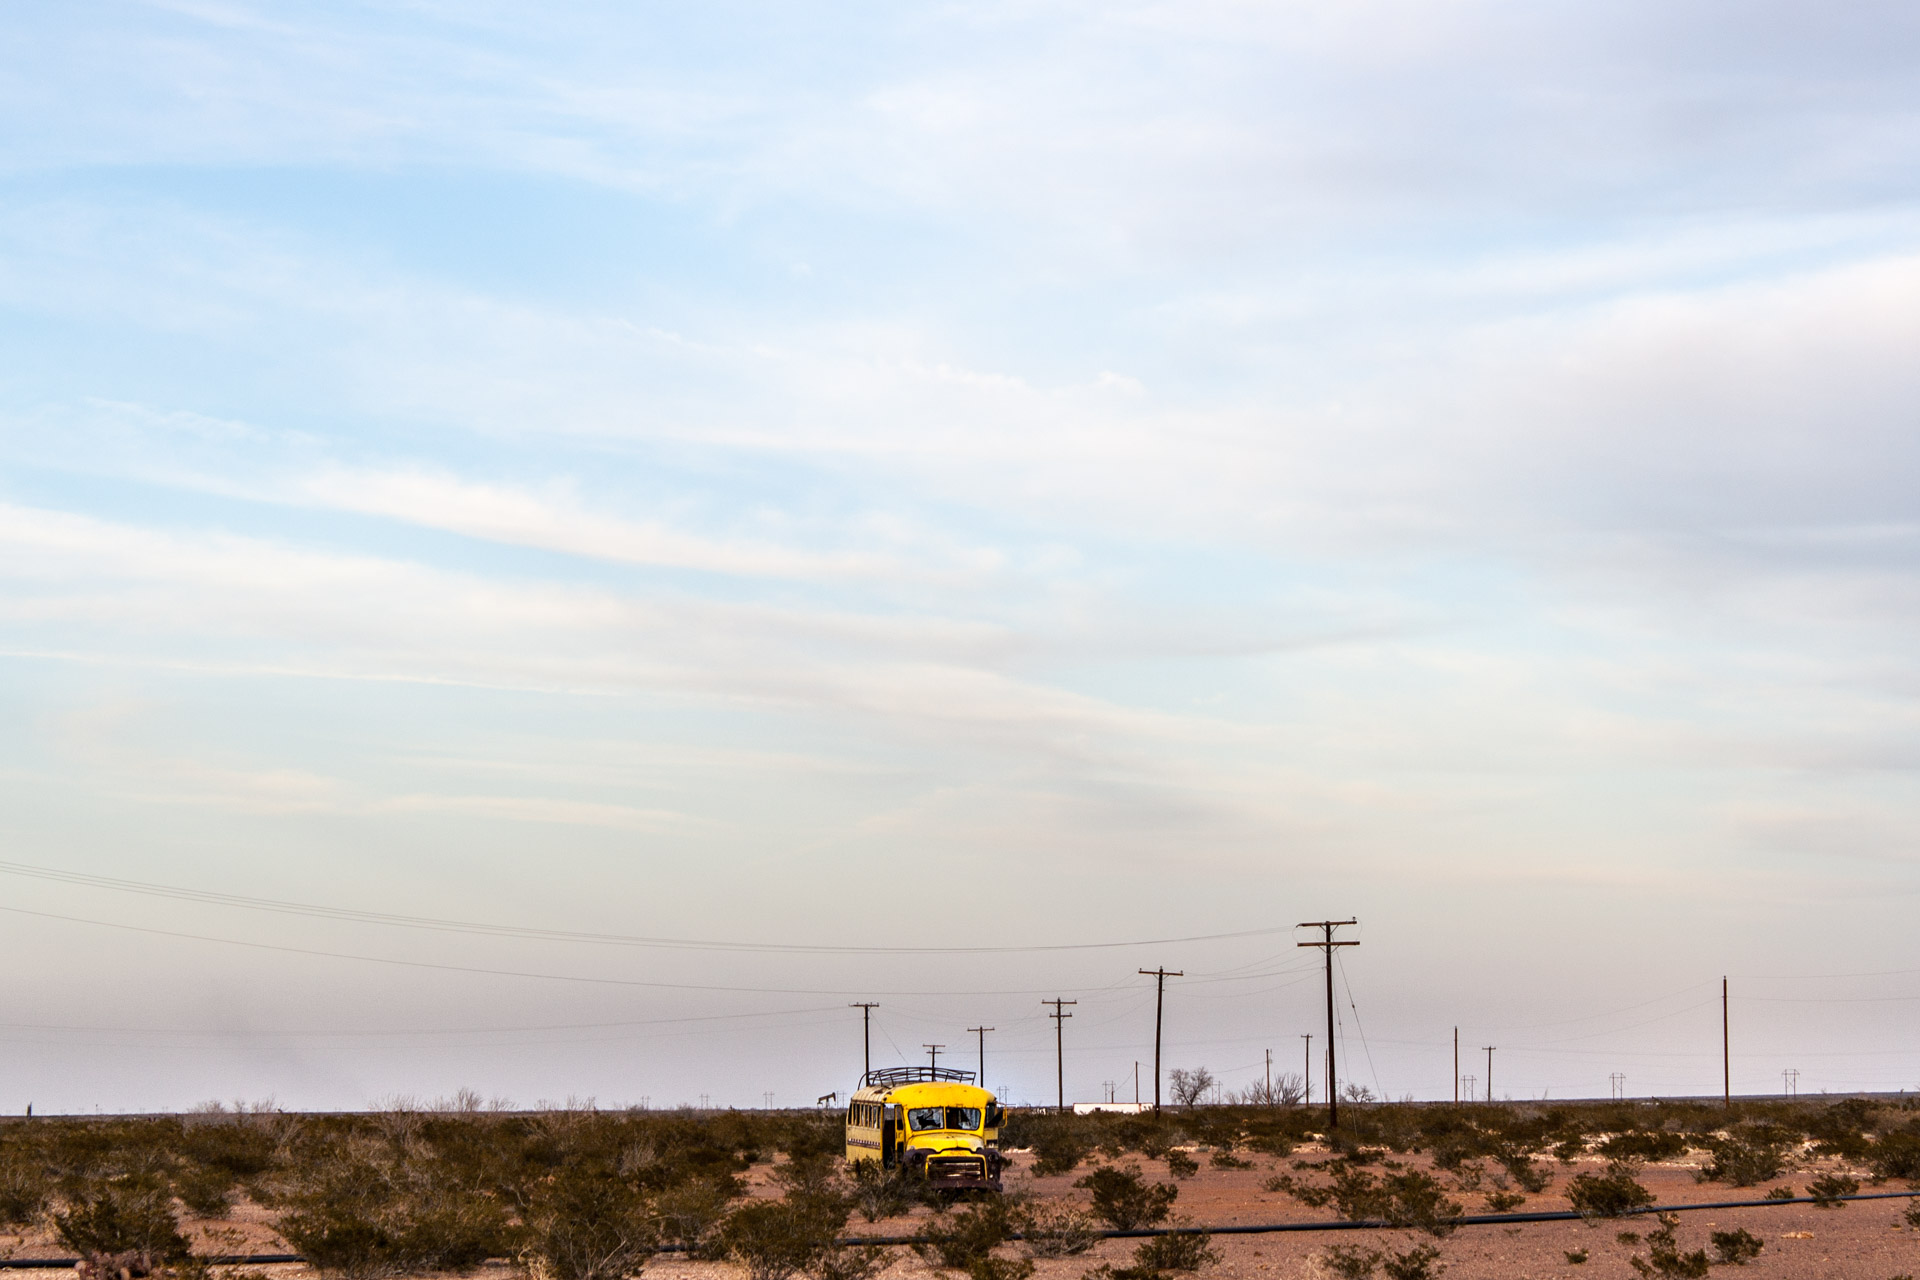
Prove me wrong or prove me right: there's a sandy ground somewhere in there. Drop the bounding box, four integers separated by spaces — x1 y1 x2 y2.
3 1143 1916 1280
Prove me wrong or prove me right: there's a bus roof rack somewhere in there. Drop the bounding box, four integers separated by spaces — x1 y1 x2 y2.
863 1066 977 1087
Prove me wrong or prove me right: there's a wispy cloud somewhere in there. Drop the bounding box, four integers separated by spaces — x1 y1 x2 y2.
5 0 1920 1107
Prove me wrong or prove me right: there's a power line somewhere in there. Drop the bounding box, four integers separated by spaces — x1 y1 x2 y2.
0 1004 846 1039
0 860 1289 955
0 905 1204 998
1334 952 1381 1101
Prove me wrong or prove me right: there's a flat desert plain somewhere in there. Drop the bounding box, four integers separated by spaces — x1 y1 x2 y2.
3 1140 1917 1280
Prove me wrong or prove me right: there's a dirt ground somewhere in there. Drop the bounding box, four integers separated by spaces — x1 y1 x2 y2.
979 1144 1920 1280
3 1142 1916 1280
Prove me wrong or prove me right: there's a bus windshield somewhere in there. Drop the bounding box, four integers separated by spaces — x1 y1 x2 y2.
908 1106 983 1131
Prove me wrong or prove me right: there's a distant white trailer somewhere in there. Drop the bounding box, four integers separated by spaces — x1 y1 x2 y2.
1072 1102 1148 1115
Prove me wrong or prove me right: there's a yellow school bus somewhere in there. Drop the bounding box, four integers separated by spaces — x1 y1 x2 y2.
845 1066 1005 1190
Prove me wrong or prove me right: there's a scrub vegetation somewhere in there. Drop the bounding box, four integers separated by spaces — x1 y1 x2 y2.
0 1095 1912 1279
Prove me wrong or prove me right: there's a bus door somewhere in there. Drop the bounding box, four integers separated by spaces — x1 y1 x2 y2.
881 1104 898 1168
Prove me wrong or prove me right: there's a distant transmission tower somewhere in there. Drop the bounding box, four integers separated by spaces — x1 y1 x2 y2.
1782 1069 1798 1099
1610 1073 1625 1101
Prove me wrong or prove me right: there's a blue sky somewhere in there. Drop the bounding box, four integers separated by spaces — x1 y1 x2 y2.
3 1 1919 1112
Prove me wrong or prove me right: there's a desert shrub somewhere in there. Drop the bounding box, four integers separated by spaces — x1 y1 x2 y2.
809 1244 889 1280
779 1117 847 1164
1014 1200 1100 1258
53 1178 191 1275
1906 1198 1920 1228
1806 1100 1876 1160
1482 1190 1524 1213
1375 1171 1460 1236
1324 1130 1368 1159
1208 1150 1251 1170
520 1169 657 1280
653 1176 737 1257
1763 1186 1794 1200
1074 1166 1176 1231
272 1142 511 1278
846 1160 925 1222
1318 1244 1381 1278
721 1199 844 1280
0 1153 52 1228
179 1123 278 1181
1870 1131 1920 1182
1127 1224 1216 1274
1551 1135 1587 1163
1564 1248 1588 1264
1163 1150 1198 1179
1710 1228 1763 1264
173 1166 236 1218
769 1156 848 1213
1106 1116 1173 1160
1599 1132 1686 1162
1807 1172 1858 1207
953 1260 1032 1280
1628 1215 1708 1279
1029 1125 1092 1178
1495 1151 1552 1194
1566 1163 1655 1219
1379 1243 1443 1280
1240 1114 1301 1158
1285 1165 1459 1236
1698 1134 1785 1187
916 1198 1023 1280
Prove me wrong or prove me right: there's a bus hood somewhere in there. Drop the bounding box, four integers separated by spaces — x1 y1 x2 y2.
906 1133 985 1154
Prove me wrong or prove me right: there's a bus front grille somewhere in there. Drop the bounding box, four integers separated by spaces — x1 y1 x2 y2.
927 1154 988 1181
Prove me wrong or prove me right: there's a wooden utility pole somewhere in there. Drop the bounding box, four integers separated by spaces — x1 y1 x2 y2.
1482 1046 1495 1102
968 1026 994 1083
1297 919 1358 1128
1265 1048 1272 1104
1043 998 1076 1111
1301 1034 1312 1106
1139 967 1183 1112
850 1003 879 1080
1728 974 1743 1105
1454 1028 1459 1105
925 1044 944 1071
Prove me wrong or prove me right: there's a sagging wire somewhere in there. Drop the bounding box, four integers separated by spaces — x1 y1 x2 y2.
1335 951 1383 1103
